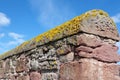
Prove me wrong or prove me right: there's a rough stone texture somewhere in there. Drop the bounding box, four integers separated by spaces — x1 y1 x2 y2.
56 45 71 55
59 61 82 80
60 59 120 80
76 43 120 63
42 73 58 80
16 55 28 72
17 74 30 80
0 10 120 80
30 71 41 80
77 33 103 47
0 69 4 79
81 13 119 40
0 61 5 78
4 59 11 73
93 44 120 62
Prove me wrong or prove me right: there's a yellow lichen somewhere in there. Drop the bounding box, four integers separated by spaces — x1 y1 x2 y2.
0 9 115 59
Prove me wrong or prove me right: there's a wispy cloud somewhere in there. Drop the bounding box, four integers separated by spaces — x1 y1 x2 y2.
111 13 120 23
0 12 10 27
0 32 25 54
8 32 25 45
9 32 24 40
30 0 75 28
0 33 5 38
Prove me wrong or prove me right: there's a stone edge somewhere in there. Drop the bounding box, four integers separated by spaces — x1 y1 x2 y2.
0 9 118 60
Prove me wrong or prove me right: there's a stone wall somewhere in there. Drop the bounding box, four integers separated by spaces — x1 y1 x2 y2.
0 10 120 80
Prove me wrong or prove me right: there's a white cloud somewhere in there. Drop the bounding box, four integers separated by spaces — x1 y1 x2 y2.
0 12 10 27
9 32 24 40
0 33 5 38
0 32 25 54
111 14 120 23
8 32 25 45
30 0 75 28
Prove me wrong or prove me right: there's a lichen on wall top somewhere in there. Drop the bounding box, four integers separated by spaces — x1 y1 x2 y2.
0 9 120 80
0 9 119 60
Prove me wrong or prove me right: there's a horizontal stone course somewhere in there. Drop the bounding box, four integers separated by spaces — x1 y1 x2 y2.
0 9 119 60
0 9 120 80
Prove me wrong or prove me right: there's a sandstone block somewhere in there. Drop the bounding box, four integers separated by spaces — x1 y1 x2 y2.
77 33 102 47
0 69 4 79
80 13 119 40
102 63 120 80
30 71 41 80
60 61 82 80
0 61 5 78
60 59 120 80
76 46 93 53
4 59 11 73
93 44 120 62
16 55 28 72
17 74 30 80
76 44 120 63
79 58 120 80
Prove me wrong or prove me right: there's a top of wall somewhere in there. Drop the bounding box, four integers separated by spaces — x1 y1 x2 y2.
0 9 119 60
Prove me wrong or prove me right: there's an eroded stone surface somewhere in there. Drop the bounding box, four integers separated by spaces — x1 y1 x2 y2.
77 33 102 47
60 59 120 80
93 43 120 62
0 10 120 80
16 55 28 72
42 73 58 80
30 71 41 80
76 43 120 63
81 14 119 40
16 74 29 80
60 61 82 80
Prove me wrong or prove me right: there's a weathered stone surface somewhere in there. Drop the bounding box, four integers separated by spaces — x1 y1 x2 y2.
93 44 120 62
0 61 5 78
17 74 30 80
60 59 120 80
42 73 58 80
66 52 74 62
81 12 119 40
56 45 71 55
76 44 120 62
79 58 120 80
30 59 39 71
77 33 102 47
0 9 120 80
16 55 28 72
59 52 74 63
30 71 41 80
60 61 82 80
76 46 93 53
4 59 11 73
67 35 77 45
102 63 120 80
0 69 4 79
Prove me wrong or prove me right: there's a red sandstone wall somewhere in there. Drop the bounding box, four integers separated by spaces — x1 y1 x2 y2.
0 10 120 80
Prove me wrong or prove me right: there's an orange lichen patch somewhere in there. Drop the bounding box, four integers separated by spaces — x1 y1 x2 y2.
15 41 29 53
0 9 115 59
33 10 110 45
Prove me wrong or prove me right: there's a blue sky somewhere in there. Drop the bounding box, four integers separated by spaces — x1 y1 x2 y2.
0 0 120 54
